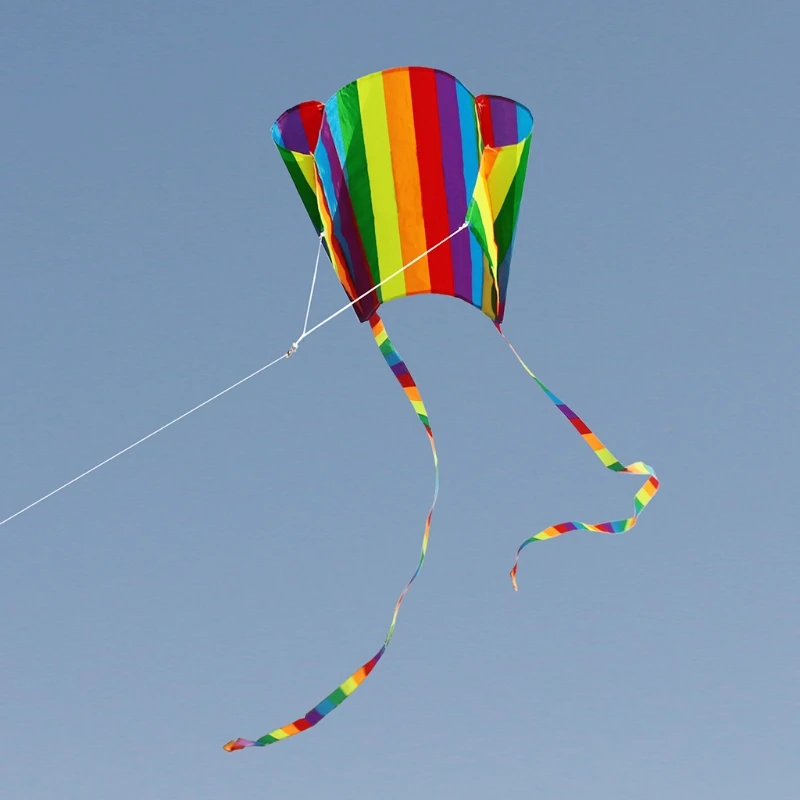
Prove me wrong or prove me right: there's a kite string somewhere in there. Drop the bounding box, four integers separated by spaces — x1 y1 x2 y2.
295 222 469 344
0 353 291 529
301 233 324 336
0 223 469 530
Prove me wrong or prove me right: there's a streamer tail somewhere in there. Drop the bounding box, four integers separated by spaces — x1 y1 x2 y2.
495 324 659 591
224 312 438 751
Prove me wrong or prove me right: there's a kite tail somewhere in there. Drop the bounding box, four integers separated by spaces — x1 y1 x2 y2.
223 312 437 752
495 324 659 591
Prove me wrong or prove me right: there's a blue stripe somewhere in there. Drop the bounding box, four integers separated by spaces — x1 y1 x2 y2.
315 698 336 716
516 103 534 140
324 95 348 179
271 121 285 149
456 84 484 308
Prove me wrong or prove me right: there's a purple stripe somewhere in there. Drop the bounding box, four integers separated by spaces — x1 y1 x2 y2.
318 121 377 317
597 523 615 533
436 71 472 303
558 404 578 419
488 96 520 147
277 107 311 154
390 362 408 378
305 709 323 725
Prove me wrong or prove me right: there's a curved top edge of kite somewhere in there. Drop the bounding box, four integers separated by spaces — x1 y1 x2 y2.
271 65 534 153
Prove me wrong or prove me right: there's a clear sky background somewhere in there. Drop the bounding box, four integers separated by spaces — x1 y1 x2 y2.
2 2 797 797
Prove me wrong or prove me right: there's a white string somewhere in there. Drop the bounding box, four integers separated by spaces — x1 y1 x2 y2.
0 222 470 529
301 234 323 336
0 353 290 529
297 221 468 344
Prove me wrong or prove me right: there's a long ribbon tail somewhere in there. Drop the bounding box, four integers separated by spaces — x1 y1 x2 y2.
495 324 659 592
223 312 438 752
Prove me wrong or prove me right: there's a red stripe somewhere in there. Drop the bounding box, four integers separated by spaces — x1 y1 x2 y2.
597 523 614 533
298 101 324 152
409 68 454 297
570 418 591 435
554 522 574 533
475 95 495 147
397 373 416 388
362 652 382 677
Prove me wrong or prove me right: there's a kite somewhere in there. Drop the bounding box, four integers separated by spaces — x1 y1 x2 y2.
217 65 659 752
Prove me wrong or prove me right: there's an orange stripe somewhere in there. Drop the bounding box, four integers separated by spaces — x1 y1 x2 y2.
383 68 430 295
583 433 603 451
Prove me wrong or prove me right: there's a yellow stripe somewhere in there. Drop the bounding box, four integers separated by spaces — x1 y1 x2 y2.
486 142 525 219
596 449 618 467
297 154 317 194
359 74 404 300
471 170 498 266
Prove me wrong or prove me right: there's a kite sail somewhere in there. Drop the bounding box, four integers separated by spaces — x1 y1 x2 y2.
224 66 658 752
269 66 531 324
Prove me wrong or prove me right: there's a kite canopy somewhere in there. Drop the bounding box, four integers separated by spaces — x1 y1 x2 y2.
272 66 533 323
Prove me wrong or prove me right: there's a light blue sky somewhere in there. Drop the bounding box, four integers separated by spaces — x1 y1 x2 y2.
2 1 797 797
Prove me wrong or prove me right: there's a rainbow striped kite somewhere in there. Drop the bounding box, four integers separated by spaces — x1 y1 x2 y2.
224 66 659 753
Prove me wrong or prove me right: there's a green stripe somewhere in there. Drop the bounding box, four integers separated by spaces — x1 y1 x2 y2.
277 145 323 234
328 687 348 706
466 200 490 262
493 139 531 267
337 81 381 296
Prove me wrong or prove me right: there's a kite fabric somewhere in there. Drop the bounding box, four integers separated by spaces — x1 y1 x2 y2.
224 66 659 752
271 65 532 324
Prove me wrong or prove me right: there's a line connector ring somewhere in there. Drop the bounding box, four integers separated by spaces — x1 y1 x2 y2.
286 342 299 358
